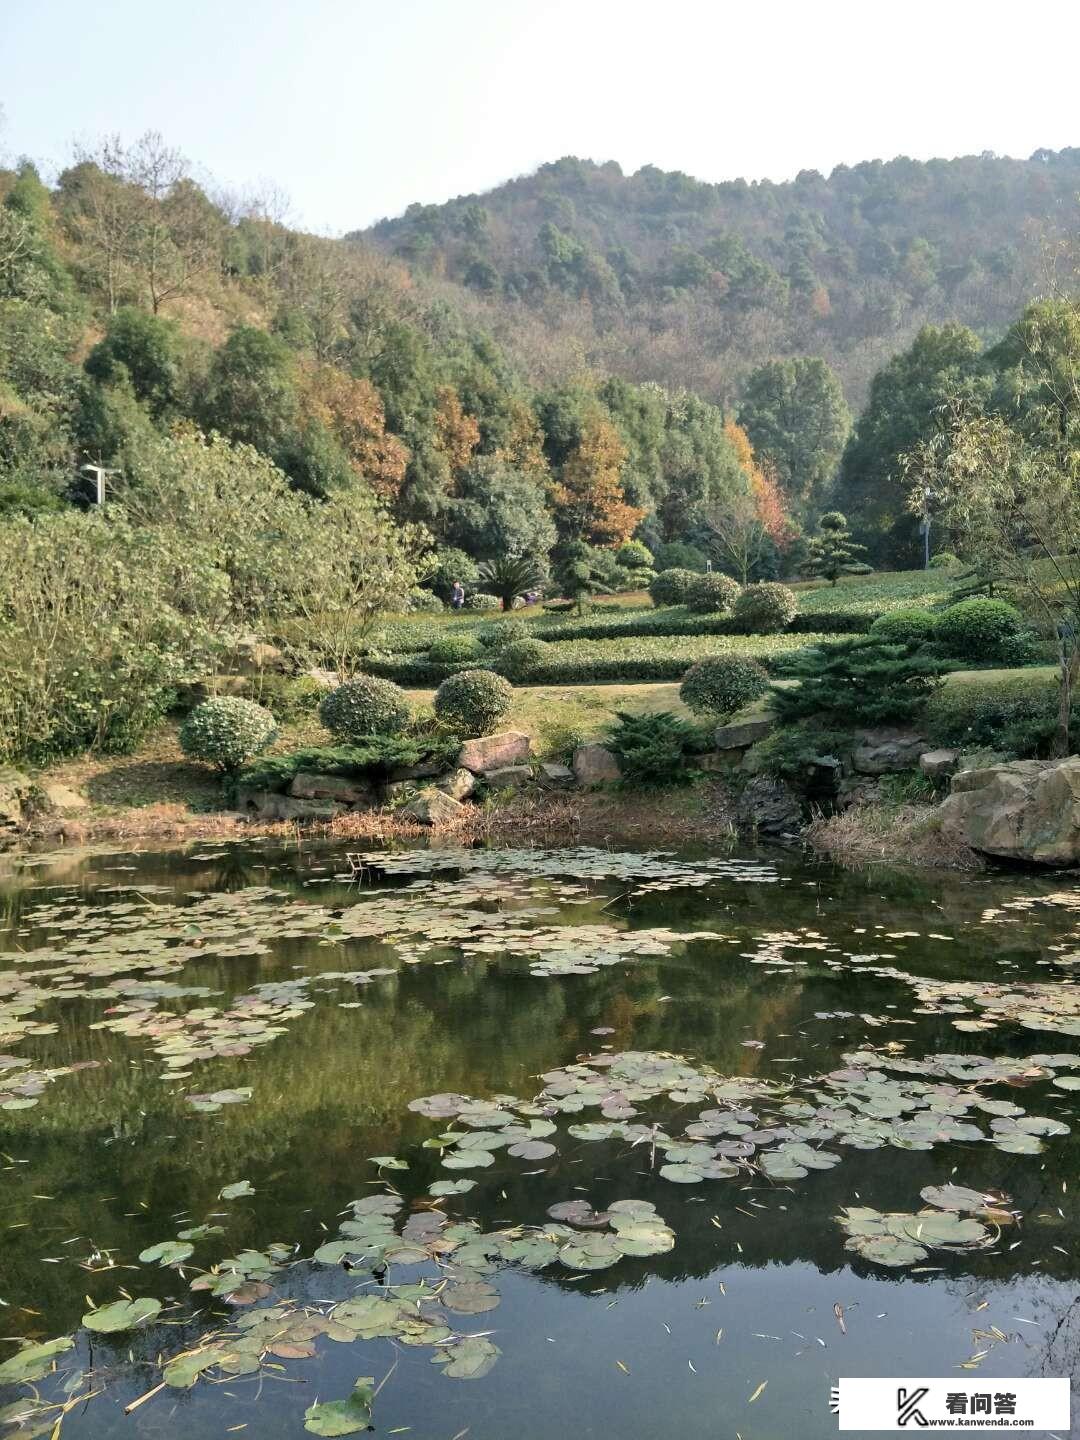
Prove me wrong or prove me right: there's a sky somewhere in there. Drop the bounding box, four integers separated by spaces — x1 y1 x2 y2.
3 0 1080 235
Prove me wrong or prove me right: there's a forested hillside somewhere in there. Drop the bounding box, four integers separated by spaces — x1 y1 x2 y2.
360 149 1080 410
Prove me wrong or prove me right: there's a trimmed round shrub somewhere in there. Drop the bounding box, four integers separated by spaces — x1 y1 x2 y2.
869 608 939 646
616 539 654 571
427 633 482 664
319 675 410 741
496 637 549 681
477 618 530 650
679 654 769 719
179 696 277 772
928 552 960 569
434 668 513 736
649 568 700 607
465 592 501 612
406 588 445 613
731 582 797 634
686 572 741 614
998 629 1046 667
935 598 1023 662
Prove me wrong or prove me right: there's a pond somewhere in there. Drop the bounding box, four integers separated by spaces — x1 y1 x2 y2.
2 838 1080 1438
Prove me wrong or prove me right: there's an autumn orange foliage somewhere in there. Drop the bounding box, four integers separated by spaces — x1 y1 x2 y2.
432 385 480 483
551 417 645 547
300 364 409 501
723 419 795 547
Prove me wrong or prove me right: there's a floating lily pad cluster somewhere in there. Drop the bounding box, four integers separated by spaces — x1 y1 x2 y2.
837 1187 1006 1269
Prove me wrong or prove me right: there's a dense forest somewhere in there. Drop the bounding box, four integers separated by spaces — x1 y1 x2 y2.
361 149 1080 411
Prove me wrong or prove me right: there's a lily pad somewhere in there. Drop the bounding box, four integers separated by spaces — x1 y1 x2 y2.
304 1378 375 1436
82 1297 162 1333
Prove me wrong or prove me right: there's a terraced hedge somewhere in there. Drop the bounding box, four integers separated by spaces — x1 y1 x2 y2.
368 632 828 686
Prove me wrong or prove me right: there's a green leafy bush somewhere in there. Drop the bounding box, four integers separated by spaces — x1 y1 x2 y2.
998 630 1049 667
465 592 501 611
179 696 278 772
495 638 549 681
649 568 700 607
771 638 947 727
732 583 797 634
869 608 939 646
248 673 327 723
615 539 654 571
653 541 707 573
925 670 1063 755
477 618 531 650
680 654 769 718
406 588 445 613
427 633 482 664
687 572 741 614
234 736 460 793
319 675 410 740
434 668 513 735
605 710 706 786
934 598 1024 662
928 552 960 569
746 721 856 782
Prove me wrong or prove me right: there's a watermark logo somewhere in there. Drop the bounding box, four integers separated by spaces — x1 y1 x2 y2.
832 1378 1070 1431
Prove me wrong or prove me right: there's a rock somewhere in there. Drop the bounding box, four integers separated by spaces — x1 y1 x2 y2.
696 751 731 773
436 768 477 801
852 728 929 775
539 761 574 786
388 761 444 782
919 748 960 779
938 756 1080 865
289 772 374 806
229 635 287 673
0 769 33 838
234 787 344 821
38 783 88 811
401 787 466 827
572 743 621 786
734 775 803 836
382 780 418 802
457 731 531 774
837 776 880 811
484 765 532 789
714 714 776 751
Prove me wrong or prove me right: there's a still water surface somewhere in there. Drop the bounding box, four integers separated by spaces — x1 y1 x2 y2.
2 839 1080 1438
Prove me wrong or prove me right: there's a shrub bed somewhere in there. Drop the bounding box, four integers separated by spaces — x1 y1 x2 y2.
925 669 1062 754
235 737 461 794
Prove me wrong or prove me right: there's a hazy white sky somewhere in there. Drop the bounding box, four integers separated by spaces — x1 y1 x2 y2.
4 0 1079 233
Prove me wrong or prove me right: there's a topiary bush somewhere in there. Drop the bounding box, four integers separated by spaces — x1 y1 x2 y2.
731 582 797 634
477 618 530 650
649 568 699 607
319 675 411 741
615 539 654 571
495 637 549 681
427 633 482 664
686 572 741 614
405 588 445 613
179 696 278 772
465 592 501 612
605 709 707 786
679 654 770 719
935 598 1023 663
869 608 939 646
433 668 513 736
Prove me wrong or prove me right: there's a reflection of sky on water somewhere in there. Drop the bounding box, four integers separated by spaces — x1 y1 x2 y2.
2 838 1080 1438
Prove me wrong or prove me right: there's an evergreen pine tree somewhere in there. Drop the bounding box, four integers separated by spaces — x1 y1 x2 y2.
806 511 867 586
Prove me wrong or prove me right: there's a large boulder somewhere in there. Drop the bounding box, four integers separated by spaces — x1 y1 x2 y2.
401 787 466 827
436 768 477 801
457 731 531 774
539 762 574 787
0 769 34 840
484 765 531 789
234 786 344 821
572 743 621 786
289 772 374 806
919 748 960 780
714 713 776 752
734 775 803 836
938 757 1080 865
852 729 929 775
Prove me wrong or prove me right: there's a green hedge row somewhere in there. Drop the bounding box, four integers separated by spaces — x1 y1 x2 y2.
368 632 828 687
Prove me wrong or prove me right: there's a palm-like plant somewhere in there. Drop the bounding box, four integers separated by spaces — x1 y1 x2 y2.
477 554 545 611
